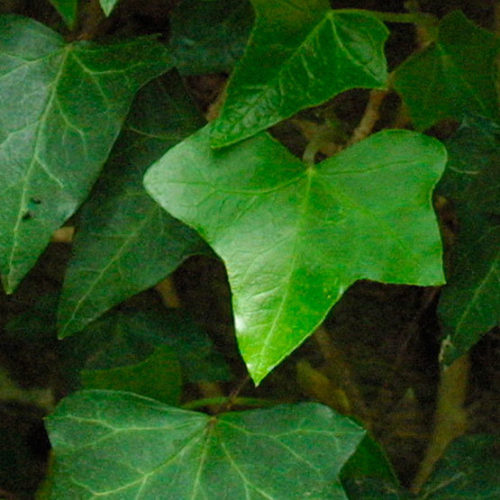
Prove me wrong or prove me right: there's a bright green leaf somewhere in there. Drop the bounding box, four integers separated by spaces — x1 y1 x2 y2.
418 435 500 499
99 0 119 16
394 11 500 131
0 16 173 294
49 0 78 28
145 125 446 383
438 115 499 364
81 345 182 405
170 0 253 75
57 73 206 338
210 1 389 147
46 390 365 498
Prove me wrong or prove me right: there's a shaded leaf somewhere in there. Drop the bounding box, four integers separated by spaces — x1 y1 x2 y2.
170 0 254 75
210 1 388 147
0 15 173 293
81 345 182 405
46 390 365 498
419 435 500 499
48 0 78 28
394 11 499 131
145 125 446 383
438 115 500 364
100 0 119 16
57 73 206 338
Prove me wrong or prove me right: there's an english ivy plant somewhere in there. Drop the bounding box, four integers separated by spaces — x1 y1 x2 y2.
0 0 498 498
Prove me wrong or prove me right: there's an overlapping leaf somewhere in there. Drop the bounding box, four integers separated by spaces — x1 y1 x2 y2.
437 115 499 364
394 11 500 131
0 16 173 293
145 125 446 383
169 0 254 75
57 74 206 338
49 0 78 28
418 435 500 499
100 0 120 16
46 390 365 498
210 0 389 147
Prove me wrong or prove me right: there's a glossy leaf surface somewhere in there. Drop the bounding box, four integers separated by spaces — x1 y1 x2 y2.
394 11 499 131
169 0 253 75
49 0 78 28
210 1 388 147
419 435 500 499
100 0 119 16
46 390 365 498
438 115 499 364
57 74 206 338
0 16 173 293
145 126 446 383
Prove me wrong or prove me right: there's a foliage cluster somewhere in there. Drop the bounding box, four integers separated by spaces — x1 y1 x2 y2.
0 0 498 498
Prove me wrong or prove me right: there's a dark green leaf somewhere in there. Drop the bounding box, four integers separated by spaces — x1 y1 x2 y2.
419 435 500 499
57 73 206 338
394 11 499 131
100 0 119 16
438 115 500 364
46 390 365 498
210 1 389 147
145 125 446 383
169 0 254 75
81 345 182 405
0 15 173 293
75 302 230 384
49 0 78 28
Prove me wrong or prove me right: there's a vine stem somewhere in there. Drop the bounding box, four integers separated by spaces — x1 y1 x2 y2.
182 396 276 412
348 89 388 146
410 354 470 493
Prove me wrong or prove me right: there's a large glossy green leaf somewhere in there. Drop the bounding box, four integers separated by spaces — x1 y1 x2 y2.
210 1 389 147
46 390 365 498
145 125 446 383
437 115 499 364
57 73 206 338
418 435 500 499
394 11 500 131
49 0 78 28
169 0 254 75
100 0 120 16
0 15 173 294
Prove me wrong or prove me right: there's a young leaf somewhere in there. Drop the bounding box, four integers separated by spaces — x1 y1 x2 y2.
57 73 206 338
100 0 120 16
394 11 500 131
169 0 254 75
145 125 446 383
48 0 78 28
0 16 173 294
81 345 182 405
210 1 389 147
418 435 500 499
437 115 499 364
46 390 365 498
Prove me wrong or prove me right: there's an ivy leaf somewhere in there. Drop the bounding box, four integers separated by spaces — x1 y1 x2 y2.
210 1 389 147
145 126 446 383
437 115 499 364
46 390 365 498
0 16 173 294
81 345 182 405
169 0 254 75
57 73 206 338
418 435 500 499
99 0 120 16
394 11 500 131
48 0 78 28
